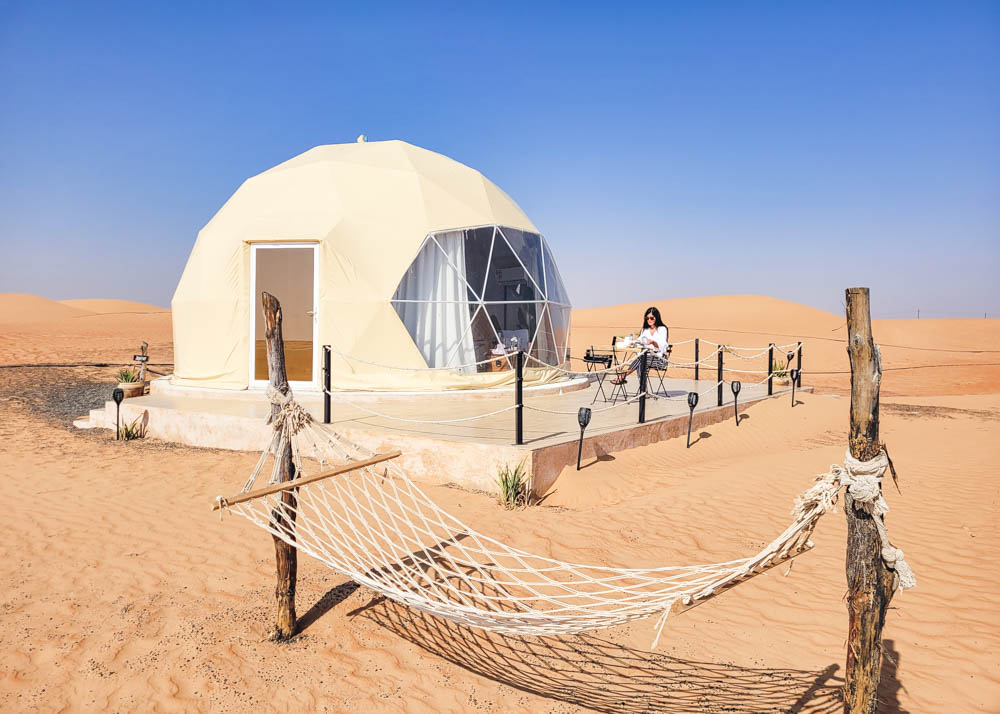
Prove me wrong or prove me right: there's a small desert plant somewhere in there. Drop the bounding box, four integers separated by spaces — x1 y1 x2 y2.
497 460 531 510
117 367 140 383
771 359 789 379
118 416 146 440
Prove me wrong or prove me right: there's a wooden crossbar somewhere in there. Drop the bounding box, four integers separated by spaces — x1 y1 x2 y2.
213 450 402 511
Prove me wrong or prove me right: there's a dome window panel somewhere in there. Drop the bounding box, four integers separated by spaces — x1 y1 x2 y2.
460 226 495 302
542 238 571 306
393 235 472 304
482 234 540 303
392 300 477 369
467 306 512 372
498 227 545 300
548 304 572 364
528 304 560 367
442 304 491 372
430 230 478 299
484 300 543 353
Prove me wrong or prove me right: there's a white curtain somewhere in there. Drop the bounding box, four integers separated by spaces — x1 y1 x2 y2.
395 231 477 372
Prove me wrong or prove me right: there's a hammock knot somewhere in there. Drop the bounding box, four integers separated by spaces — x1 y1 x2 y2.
265 384 312 436
838 449 916 592
791 467 842 520
892 550 917 591
842 450 889 516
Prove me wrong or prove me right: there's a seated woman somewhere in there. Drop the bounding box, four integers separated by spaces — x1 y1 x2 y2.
612 307 669 385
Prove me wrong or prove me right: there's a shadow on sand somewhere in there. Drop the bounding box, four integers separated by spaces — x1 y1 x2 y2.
351 598 844 713
579 443 617 470
877 639 910 713
301 586 912 712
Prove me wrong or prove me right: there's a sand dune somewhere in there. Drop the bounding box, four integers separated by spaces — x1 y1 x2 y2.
0 293 95 323
0 293 998 712
59 298 168 314
0 294 172 367
572 295 1000 396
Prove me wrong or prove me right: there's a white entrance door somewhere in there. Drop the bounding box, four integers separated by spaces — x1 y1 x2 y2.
250 243 318 390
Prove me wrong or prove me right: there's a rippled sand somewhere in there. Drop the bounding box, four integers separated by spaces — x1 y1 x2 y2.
1 294 998 712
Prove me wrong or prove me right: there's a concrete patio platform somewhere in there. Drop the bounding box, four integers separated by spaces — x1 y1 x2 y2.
77 375 805 496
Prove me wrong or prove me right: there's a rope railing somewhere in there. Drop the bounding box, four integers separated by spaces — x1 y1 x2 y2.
326 344 506 372
640 378 731 402
322 387 516 425
663 338 801 351
310 327 998 454
523 395 644 416
721 346 772 360
322 340 803 375
316 336 807 443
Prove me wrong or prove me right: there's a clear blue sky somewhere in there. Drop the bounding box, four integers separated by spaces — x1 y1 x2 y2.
1 1 997 318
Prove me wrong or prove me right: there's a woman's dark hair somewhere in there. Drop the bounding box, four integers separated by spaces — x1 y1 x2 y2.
640 306 665 334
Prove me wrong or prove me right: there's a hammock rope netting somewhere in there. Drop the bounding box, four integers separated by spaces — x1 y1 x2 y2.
217 388 913 643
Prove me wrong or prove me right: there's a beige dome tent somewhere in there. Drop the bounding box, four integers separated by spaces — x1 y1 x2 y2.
171 139 572 392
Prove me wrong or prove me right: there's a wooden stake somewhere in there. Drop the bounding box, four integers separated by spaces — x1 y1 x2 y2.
262 291 298 641
843 287 895 713
137 341 148 383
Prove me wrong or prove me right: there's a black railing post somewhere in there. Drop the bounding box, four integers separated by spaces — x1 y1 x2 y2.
767 343 774 396
796 341 803 387
694 338 700 381
717 348 724 407
322 345 331 424
638 352 648 424
515 349 524 445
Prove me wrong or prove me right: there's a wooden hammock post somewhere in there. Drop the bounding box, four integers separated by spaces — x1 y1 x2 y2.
262 291 298 641
843 287 895 713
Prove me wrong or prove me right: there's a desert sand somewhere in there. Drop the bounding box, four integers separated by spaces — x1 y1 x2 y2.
1 293 998 712
0 294 173 367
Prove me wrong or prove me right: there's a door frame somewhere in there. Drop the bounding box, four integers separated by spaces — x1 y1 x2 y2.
249 242 319 391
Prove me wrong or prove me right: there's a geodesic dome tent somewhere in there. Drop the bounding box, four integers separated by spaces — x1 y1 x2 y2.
170 139 572 392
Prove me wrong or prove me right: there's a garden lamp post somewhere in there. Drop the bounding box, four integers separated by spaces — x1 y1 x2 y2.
731 380 742 425
686 391 699 448
576 407 592 470
112 387 125 440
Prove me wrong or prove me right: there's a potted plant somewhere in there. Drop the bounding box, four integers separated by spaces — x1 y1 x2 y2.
116 367 145 398
771 359 791 386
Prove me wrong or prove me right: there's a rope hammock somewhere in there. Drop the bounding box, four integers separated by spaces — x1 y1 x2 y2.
216 387 914 644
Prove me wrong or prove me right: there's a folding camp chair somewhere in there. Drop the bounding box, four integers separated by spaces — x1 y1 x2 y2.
588 337 621 404
647 344 672 397
605 336 635 404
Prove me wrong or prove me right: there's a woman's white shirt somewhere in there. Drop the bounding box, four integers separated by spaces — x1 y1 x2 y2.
641 325 669 357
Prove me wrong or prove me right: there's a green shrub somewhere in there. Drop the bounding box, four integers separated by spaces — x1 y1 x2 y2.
117 367 140 383
118 416 146 440
771 359 789 379
497 460 531 510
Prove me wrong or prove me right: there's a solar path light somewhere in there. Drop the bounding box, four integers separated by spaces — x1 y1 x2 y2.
686 391 699 448
576 407 592 470
112 387 125 440
790 368 799 407
731 380 742 425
